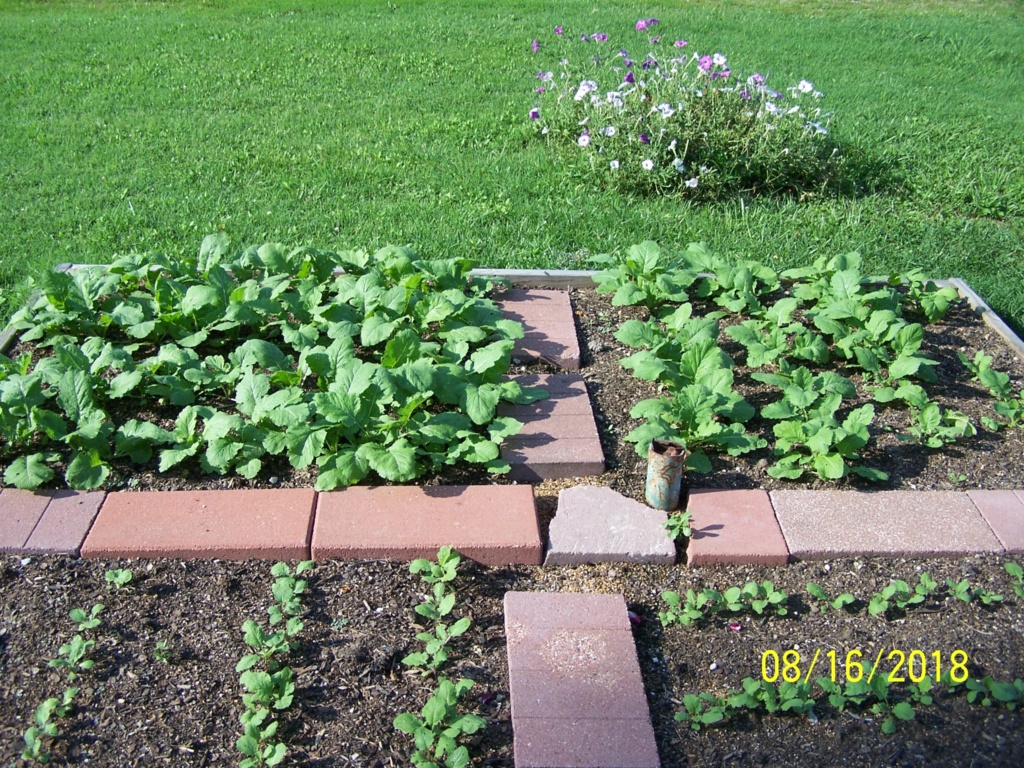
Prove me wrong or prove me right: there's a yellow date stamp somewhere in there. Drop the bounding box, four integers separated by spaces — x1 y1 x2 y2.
760 648 969 685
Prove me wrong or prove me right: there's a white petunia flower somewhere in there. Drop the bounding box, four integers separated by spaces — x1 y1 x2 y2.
712 53 727 66
574 80 599 101
642 159 654 170
602 126 617 137
797 79 814 93
685 177 699 188
610 160 620 170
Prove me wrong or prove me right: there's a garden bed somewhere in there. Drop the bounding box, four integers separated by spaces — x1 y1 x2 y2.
2 553 1023 767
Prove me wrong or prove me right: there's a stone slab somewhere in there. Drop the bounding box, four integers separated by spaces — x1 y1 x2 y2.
24 491 106 555
545 486 676 565
80 489 315 560
504 592 659 768
0 489 51 553
498 289 581 370
686 489 789 566
968 490 1024 554
771 491 1003 560
500 374 604 481
312 485 541 565
513 717 660 768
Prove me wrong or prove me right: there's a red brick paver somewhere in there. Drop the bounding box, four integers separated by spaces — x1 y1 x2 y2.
0 489 51 553
498 374 604 481
497 289 581 370
80 489 315 560
686 489 789 566
312 485 541 565
771 491 1003 560
968 490 1024 554
23 491 106 555
505 592 660 768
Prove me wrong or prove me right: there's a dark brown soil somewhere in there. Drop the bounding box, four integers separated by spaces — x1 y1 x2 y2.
1 554 1023 767
3 288 1024 767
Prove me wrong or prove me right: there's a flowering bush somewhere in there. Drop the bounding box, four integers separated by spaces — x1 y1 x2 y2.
528 18 845 199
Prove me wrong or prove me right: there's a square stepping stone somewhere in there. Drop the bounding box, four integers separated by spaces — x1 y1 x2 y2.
545 485 676 565
967 490 1024 554
686 489 789 566
312 485 541 565
24 491 105 555
81 489 315 560
498 374 604 481
0 489 51 553
504 592 659 768
771 490 1003 560
497 289 581 370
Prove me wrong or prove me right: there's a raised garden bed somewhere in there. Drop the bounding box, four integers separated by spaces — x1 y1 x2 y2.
3 249 1024 766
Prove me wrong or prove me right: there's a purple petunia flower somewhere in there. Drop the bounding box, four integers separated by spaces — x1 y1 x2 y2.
649 36 660 44
739 89 750 100
580 33 590 42
647 18 659 26
529 108 540 119
635 19 648 31
750 73 766 86
532 39 539 53
698 55 713 71
640 133 650 144
593 32 608 42
624 58 633 67
625 71 635 84
555 26 563 35
535 86 545 94
675 40 688 48
642 57 656 70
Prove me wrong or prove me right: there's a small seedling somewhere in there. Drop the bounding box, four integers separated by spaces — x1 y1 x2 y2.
393 677 486 768
21 689 76 764
946 578 1003 606
659 589 719 627
1006 561 1024 598
806 582 855 612
105 568 133 590
868 574 935 616
69 603 104 631
674 692 733 730
268 561 313 626
664 510 692 540
410 546 461 584
721 581 789 617
154 640 170 664
48 635 95 683
402 617 472 672
948 471 968 484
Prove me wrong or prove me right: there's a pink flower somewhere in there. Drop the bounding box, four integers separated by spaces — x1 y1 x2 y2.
535 86 545 94
698 55 713 71
531 39 539 53
555 26 564 35
593 32 608 42
635 19 648 31
675 40 688 48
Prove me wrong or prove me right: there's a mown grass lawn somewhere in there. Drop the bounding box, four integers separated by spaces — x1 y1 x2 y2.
1 0 1022 327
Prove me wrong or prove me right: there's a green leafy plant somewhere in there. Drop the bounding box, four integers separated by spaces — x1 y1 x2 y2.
69 603 104 631
104 568 133 591
867 574 937 617
154 640 170 665
673 691 734 730
731 677 816 717
659 588 720 627
2 238 547 491
21 689 77 764
962 676 1024 710
1006 561 1024 598
958 350 1024 430
410 546 462 585
47 635 95 683
404 547 471 673
899 270 960 323
664 510 692 540
393 677 487 768
946 578 1003 606
720 581 789 617
268 560 313 626
589 241 697 311
899 400 976 448
806 582 855 612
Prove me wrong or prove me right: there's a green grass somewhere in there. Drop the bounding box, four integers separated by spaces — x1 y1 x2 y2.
1 0 1022 329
